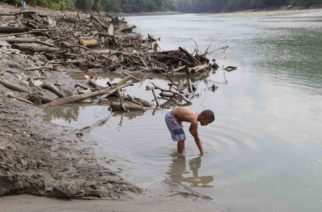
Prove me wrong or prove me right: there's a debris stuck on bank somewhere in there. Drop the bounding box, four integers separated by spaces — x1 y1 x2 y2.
0 9 226 113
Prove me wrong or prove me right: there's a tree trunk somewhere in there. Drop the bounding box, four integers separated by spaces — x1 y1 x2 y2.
0 26 28 33
0 79 29 93
43 77 132 107
12 44 60 53
110 102 146 111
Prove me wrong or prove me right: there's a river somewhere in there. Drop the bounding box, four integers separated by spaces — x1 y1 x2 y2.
46 11 322 212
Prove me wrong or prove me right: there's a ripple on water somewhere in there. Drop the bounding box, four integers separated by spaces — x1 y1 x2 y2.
203 123 260 155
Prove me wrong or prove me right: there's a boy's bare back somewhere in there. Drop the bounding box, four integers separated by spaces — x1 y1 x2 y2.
171 107 198 124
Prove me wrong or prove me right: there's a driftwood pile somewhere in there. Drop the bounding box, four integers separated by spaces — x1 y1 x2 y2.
0 10 220 112
0 11 217 73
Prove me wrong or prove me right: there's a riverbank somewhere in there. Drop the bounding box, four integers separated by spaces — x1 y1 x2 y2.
0 2 320 211
0 3 223 211
0 193 226 212
0 87 224 210
122 10 180 16
0 92 141 199
0 70 222 211
0 2 142 199
207 7 322 17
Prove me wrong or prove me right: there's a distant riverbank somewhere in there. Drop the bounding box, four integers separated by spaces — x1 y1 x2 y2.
122 7 322 18
206 7 322 17
121 10 180 16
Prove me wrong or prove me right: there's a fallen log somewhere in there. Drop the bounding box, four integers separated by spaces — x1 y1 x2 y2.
160 91 175 98
124 95 153 107
2 38 55 47
0 79 29 92
151 82 192 105
28 78 64 98
122 72 142 82
40 82 64 98
43 76 133 107
118 24 136 33
79 39 98 47
179 47 201 66
188 79 196 96
99 32 140 40
0 26 29 33
26 92 52 104
6 92 33 104
76 116 110 137
24 65 51 71
0 11 36 17
160 99 176 108
0 29 55 38
224 66 237 72
108 24 114 36
188 63 211 74
150 54 193 67
0 38 35 43
90 14 108 29
116 89 127 112
146 85 160 107
173 65 187 73
110 102 146 111
12 43 61 53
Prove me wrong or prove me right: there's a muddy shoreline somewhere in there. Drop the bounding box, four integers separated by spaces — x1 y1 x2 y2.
0 3 218 208
0 96 226 211
0 92 141 199
0 3 142 200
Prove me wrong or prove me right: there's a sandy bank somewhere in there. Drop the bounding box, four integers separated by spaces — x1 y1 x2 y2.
0 193 227 212
0 93 141 199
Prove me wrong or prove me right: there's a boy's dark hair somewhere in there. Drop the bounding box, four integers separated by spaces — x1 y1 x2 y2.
200 110 215 122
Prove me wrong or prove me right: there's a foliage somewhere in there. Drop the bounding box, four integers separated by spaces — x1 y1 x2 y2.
0 0 172 12
75 0 92 11
1 0 321 12
0 0 75 10
1 0 20 5
103 0 172 13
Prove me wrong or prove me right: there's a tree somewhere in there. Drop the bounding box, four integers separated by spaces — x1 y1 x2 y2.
75 0 93 11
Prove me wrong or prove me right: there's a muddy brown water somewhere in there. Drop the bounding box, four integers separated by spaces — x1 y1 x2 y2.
45 13 322 212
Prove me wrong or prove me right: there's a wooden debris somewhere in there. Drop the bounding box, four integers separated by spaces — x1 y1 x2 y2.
110 102 146 111
0 79 29 93
79 39 98 47
43 77 133 107
6 92 33 104
76 116 110 137
0 10 232 112
224 66 237 72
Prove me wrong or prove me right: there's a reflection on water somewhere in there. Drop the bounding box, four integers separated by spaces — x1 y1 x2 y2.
112 110 146 127
167 153 214 188
45 105 148 128
43 73 221 124
44 106 80 123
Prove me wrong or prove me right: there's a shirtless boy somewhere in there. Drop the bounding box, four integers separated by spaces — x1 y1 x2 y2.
165 107 215 155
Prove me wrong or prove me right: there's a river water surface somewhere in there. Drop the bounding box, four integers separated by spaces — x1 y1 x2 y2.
47 12 322 212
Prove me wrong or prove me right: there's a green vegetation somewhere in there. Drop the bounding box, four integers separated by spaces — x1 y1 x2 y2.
0 0 173 12
99 0 173 13
1 0 74 10
0 0 321 12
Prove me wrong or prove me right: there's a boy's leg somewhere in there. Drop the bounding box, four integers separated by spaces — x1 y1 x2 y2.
177 140 185 154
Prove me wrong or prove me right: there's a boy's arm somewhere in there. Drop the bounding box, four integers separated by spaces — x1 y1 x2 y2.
189 122 204 155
